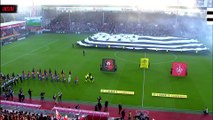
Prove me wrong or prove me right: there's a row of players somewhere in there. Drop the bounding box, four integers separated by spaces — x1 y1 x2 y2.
3 68 95 83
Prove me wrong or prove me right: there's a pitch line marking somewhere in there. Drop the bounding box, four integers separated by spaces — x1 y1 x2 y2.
2 40 58 67
114 52 138 64
151 54 178 64
142 52 146 107
1 42 22 52
2 37 31 52
114 51 178 65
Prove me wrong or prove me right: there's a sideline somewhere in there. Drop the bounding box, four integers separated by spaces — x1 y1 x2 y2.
141 52 146 107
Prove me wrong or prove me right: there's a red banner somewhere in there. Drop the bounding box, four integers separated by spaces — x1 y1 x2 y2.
171 62 187 77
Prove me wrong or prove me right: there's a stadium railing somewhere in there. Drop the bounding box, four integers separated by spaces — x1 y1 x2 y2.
52 106 109 120
1 100 41 109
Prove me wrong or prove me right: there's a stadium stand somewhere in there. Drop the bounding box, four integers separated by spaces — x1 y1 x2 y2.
44 11 208 40
0 21 27 45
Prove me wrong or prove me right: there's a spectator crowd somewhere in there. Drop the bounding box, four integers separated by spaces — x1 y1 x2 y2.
43 10 209 40
0 108 53 120
0 25 27 45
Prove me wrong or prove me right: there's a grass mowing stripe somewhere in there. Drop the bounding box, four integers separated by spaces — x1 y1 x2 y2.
2 40 58 67
142 52 146 107
1 42 22 52
114 51 138 64
151 54 178 64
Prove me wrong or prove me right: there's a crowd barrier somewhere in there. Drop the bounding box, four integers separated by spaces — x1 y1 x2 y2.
52 106 109 120
0 100 41 109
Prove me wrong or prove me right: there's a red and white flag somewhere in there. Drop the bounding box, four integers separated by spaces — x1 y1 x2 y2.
171 62 187 77
56 110 61 120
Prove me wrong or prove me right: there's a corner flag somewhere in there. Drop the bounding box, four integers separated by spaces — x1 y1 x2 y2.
140 58 149 69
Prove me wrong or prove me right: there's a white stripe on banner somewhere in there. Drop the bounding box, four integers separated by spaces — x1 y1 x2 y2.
207 8 213 25
207 22 213 25
207 8 213 11
207 15 213 18
77 33 209 52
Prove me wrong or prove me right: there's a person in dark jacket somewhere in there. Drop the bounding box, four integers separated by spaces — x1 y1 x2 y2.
28 89 32 99
104 100 109 112
121 109 125 120
118 104 122 114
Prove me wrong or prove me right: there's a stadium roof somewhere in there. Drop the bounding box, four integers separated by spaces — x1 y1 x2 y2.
1 0 208 7
0 21 25 29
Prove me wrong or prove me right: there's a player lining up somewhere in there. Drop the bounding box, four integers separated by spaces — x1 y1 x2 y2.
68 70 72 84
19 68 92 85
85 73 94 83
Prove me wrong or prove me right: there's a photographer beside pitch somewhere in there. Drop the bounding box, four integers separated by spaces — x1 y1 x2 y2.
40 92 45 102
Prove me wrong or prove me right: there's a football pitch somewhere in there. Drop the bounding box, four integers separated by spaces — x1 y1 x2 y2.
1 34 212 113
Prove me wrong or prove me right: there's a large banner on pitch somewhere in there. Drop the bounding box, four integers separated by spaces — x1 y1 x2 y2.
171 62 187 77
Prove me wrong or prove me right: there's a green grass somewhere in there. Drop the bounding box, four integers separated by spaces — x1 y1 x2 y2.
1 34 212 113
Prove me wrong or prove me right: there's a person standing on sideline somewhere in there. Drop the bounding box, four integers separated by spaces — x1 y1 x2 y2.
89 73 94 83
40 92 45 101
98 102 102 111
27 70 31 80
128 111 132 120
74 76 78 85
28 89 32 99
85 73 89 82
62 73 66 83
69 70 72 77
75 104 80 109
56 73 59 82
22 70 25 80
68 74 71 84
83 50 86 56
58 92 62 102
32 68 35 79
68 70 72 84
104 100 109 112
19 75 23 83
121 109 125 120
95 104 98 111
9 89 14 100
53 94 57 105
49 68 52 77
203 107 209 115
97 96 102 103
118 104 122 115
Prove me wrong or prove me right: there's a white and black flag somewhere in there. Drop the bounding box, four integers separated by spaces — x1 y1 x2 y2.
207 8 213 25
